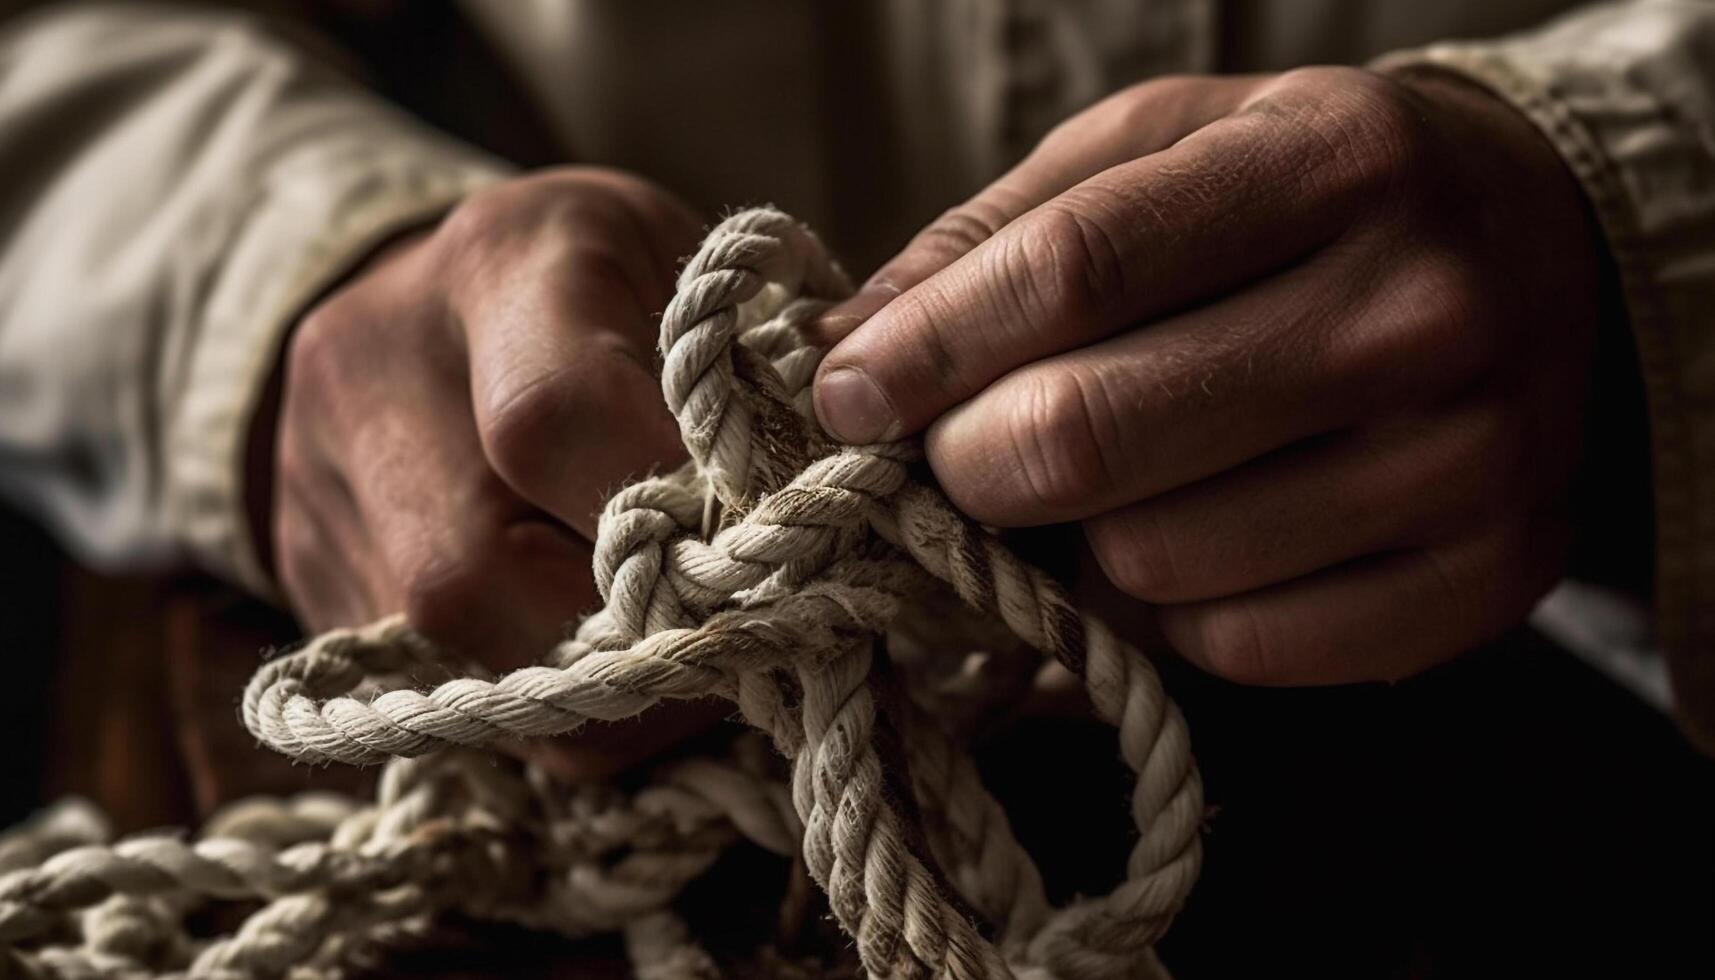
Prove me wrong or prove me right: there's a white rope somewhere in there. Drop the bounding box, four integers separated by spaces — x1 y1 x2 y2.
0 208 1202 979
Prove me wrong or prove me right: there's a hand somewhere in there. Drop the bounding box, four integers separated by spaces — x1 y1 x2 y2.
813 67 1601 685
262 167 719 778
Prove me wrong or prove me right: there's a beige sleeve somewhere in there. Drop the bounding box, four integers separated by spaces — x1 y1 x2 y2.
0 2 510 597
1377 0 1715 752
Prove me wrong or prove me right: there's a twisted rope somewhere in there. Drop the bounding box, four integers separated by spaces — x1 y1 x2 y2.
1 208 1202 979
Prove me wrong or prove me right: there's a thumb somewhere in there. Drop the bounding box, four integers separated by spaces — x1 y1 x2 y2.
808 75 1259 349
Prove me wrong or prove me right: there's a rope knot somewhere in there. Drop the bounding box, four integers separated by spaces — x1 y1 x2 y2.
5 209 1203 980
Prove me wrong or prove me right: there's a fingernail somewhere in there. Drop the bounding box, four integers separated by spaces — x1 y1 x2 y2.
815 366 895 443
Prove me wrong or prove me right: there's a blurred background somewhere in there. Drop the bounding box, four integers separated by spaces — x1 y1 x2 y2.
6 497 1713 977
1 1 1711 977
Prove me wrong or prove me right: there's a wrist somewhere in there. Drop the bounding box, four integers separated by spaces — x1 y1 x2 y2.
1392 67 1594 247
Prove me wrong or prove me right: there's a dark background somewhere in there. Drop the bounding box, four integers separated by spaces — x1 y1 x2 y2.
6 496 1712 978
0 2 1709 976
2 507 58 825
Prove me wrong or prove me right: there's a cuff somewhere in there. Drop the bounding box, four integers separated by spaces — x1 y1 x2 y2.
1375 6 1715 753
167 136 509 601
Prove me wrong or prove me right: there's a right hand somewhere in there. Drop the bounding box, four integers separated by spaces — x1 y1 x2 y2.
264 168 716 779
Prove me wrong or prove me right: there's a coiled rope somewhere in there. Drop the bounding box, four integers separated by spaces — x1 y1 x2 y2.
0 208 1202 979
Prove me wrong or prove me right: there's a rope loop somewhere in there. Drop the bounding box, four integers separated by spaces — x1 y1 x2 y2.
4 209 1202 979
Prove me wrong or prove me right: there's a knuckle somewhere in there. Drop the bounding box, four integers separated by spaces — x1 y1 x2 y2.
1273 64 1348 89
565 241 642 296
1350 254 1496 405
1401 251 1481 314
907 201 1012 268
567 165 673 204
1037 104 1102 158
438 177 630 268
539 187 630 236
286 301 361 394
1042 74 1194 153
875 288 975 392
1020 202 1129 325
999 368 1120 519
479 366 582 490
1396 253 1497 365
1108 74 1205 133
1162 602 1285 686
1344 84 1429 186
1116 73 1205 109
1087 510 1184 602
558 165 695 227
438 186 523 251
1276 67 1429 197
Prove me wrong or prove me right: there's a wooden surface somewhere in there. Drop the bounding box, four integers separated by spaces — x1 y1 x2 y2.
41 573 369 828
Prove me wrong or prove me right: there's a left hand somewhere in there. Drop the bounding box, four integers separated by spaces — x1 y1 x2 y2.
812 67 1601 685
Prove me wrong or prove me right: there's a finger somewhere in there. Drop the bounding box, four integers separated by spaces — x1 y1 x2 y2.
1156 521 1567 686
355 373 725 784
923 239 1463 526
329 336 599 667
462 238 688 540
814 92 1399 445
342 371 727 775
362 476 600 671
811 76 1264 346
349 377 596 666
351 418 726 782
1083 410 1502 603
405 515 599 671
561 167 706 284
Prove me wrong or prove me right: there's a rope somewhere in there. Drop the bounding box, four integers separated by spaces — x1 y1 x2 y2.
0 208 1203 979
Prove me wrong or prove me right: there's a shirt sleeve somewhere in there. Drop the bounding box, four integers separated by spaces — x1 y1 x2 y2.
0 2 511 597
1376 0 1715 753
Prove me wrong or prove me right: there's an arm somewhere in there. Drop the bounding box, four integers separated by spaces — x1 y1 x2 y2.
814 0 1715 752
0 5 719 779
0 2 505 595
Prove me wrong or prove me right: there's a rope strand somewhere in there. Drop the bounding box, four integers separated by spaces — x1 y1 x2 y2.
2 208 1201 979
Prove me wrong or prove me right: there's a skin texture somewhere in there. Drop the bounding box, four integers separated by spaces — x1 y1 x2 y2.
812 67 1600 686
270 168 723 780
268 67 1602 778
